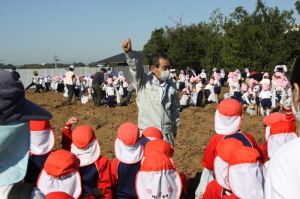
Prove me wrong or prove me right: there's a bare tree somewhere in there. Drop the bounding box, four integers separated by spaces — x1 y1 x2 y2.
168 8 187 27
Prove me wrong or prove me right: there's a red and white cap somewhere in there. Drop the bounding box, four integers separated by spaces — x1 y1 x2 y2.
136 150 182 199
115 123 143 164
215 99 242 135
144 139 174 158
140 127 163 146
267 121 297 159
29 120 55 155
263 112 288 140
70 125 101 167
37 150 82 199
214 138 244 190
228 147 264 199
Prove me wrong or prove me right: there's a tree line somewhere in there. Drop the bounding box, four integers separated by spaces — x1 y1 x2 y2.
142 0 300 74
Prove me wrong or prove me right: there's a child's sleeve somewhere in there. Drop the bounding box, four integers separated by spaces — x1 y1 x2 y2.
95 156 115 199
61 124 73 151
110 158 119 191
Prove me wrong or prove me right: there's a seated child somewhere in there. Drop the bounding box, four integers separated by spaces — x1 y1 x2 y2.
36 150 82 199
111 123 144 199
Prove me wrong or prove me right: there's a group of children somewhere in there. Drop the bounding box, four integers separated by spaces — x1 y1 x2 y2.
26 70 134 106
195 98 297 199
24 118 188 199
178 68 223 108
177 65 291 116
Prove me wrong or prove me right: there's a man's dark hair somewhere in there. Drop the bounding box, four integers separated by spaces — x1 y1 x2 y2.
290 56 300 88
12 67 16 71
100 68 107 73
150 53 170 68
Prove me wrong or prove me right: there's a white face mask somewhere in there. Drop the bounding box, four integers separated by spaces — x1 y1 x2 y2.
159 70 170 81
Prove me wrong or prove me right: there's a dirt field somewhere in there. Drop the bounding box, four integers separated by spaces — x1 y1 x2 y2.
25 86 297 198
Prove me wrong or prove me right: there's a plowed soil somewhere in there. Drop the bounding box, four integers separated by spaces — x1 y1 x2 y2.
25 87 298 198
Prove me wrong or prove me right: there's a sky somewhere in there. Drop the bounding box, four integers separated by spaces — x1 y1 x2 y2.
1 0 300 65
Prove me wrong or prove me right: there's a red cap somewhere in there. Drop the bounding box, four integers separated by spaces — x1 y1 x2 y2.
44 150 80 178
270 121 296 135
46 192 75 199
72 125 95 149
140 150 174 171
142 127 163 139
144 139 174 158
216 138 244 162
217 99 242 116
263 112 288 126
117 122 139 145
228 146 260 166
30 120 51 131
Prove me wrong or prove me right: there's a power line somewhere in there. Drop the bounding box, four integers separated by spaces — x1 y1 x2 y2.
53 54 60 69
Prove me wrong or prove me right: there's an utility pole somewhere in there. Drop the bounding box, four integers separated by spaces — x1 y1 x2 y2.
53 54 60 69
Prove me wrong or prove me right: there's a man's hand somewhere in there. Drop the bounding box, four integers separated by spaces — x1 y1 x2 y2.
66 117 78 125
122 38 132 54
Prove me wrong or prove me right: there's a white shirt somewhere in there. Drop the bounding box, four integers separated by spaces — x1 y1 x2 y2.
260 79 271 85
180 94 189 105
204 84 213 91
32 75 40 83
123 82 128 88
242 93 251 104
195 82 203 92
214 79 221 87
259 91 272 99
65 71 74 85
232 82 240 92
200 72 207 79
220 73 225 78
113 80 119 87
106 86 115 96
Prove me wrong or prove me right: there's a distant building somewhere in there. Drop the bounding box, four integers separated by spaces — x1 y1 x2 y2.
95 51 144 66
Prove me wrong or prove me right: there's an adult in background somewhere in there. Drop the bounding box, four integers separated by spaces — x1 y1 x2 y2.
125 82 136 105
65 65 75 102
11 66 20 78
104 67 112 81
25 70 40 92
92 68 106 107
122 38 180 146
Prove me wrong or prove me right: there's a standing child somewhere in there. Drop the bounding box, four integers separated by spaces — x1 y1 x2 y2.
220 69 226 87
122 78 128 98
195 76 204 107
106 78 115 109
200 69 207 85
213 74 221 103
179 70 186 92
204 79 213 104
232 77 241 102
259 83 272 116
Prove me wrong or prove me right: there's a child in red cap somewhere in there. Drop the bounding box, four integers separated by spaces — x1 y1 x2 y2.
36 150 82 199
111 122 144 199
24 120 55 184
61 117 114 199
202 138 244 199
142 139 188 198
195 99 260 198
